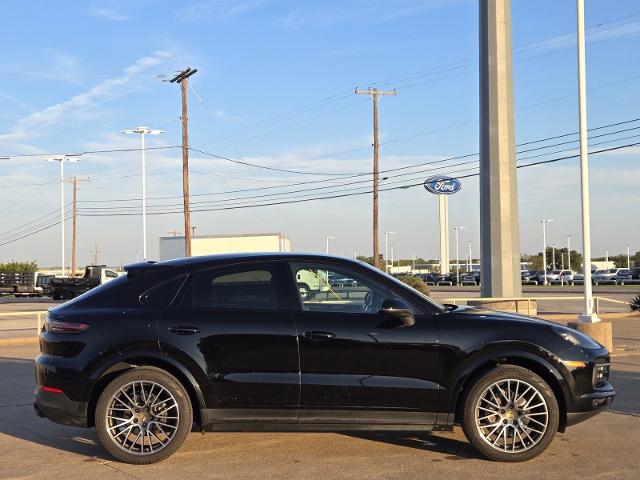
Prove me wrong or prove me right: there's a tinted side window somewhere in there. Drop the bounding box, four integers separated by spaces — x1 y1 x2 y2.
142 275 187 307
184 266 278 310
290 263 391 314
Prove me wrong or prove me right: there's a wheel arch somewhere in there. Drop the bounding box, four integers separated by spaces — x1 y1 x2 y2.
87 353 206 428
450 349 570 432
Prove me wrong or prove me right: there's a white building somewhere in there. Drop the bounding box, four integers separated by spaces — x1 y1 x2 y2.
159 233 291 261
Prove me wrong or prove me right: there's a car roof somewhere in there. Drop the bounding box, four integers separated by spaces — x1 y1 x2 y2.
124 252 374 278
152 252 366 269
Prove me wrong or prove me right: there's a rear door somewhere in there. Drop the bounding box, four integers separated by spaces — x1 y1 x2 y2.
158 261 300 423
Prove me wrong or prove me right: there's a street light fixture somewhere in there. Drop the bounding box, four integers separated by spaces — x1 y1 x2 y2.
325 236 335 254
453 226 466 285
384 231 395 273
46 155 79 277
540 219 554 285
122 126 164 261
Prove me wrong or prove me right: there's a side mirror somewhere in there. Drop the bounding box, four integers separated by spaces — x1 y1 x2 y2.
379 298 415 327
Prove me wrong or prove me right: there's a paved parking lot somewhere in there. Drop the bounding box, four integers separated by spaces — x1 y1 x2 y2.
1 295 639 479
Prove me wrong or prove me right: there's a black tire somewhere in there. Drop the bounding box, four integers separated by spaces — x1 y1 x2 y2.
297 283 311 300
460 365 559 462
95 367 193 464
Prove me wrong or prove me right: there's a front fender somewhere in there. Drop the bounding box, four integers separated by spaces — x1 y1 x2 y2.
444 341 573 415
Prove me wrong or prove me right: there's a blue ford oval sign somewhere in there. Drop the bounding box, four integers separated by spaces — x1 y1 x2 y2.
423 176 462 195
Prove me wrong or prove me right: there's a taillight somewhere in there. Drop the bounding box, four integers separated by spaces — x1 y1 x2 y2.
39 386 64 394
46 318 90 333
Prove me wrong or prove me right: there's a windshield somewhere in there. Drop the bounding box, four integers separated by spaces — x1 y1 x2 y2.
606 269 617 273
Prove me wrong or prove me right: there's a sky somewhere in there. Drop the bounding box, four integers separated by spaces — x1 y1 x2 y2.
1 0 639 267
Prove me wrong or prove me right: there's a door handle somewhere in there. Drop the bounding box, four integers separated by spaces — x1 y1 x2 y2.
169 326 200 335
304 330 335 342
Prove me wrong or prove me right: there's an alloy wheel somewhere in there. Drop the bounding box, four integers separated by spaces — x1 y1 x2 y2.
474 378 549 453
104 380 180 455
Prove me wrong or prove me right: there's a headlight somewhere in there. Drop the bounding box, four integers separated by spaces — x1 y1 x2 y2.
553 326 602 350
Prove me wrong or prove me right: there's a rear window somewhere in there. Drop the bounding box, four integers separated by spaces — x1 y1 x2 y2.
183 265 278 310
141 276 187 307
57 274 129 308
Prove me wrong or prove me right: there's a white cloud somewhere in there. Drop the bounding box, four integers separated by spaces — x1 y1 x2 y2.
0 51 173 147
279 0 466 29
180 0 268 23
89 3 130 21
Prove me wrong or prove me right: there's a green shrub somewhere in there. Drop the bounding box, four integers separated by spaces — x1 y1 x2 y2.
630 293 640 312
0 261 38 273
397 275 431 296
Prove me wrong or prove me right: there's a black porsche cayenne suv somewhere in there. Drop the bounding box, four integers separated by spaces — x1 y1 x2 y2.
34 253 615 464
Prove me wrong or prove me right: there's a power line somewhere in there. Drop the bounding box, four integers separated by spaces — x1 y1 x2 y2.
79 126 640 212
75 116 640 206
75 141 640 217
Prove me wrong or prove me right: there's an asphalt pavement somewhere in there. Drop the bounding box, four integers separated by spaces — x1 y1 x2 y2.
1 311 639 480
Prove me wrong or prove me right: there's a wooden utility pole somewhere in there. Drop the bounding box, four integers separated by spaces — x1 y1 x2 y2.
354 87 397 269
66 176 89 276
170 67 198 257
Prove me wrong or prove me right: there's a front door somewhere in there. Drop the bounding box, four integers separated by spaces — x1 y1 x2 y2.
158 261 299 422
288 262 439 425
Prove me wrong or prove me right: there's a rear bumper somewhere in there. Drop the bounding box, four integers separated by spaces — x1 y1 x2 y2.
34 387 88 427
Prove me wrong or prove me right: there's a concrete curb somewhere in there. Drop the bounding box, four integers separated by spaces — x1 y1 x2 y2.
0 337 39 347
540 312 640 321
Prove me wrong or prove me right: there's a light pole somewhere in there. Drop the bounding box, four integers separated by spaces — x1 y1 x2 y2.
412 250 416 271
627 244 631 269
552 245 556 270
122 126 164 261
467 240 473 272
576 0 599 322
384 231 395 273
325 236 335 254
46 155 79 276
567 235 573 271
391 245 395 270
541 219 554 285
453 226 466 285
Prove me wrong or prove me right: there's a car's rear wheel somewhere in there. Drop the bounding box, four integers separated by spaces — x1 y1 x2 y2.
461 365 559 462
95 367 193 464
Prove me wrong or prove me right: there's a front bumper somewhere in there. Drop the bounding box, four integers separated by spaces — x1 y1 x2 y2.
566 383 615 426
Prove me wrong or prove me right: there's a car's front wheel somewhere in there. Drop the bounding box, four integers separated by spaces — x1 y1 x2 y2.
461 365 559 462
95 367 193 464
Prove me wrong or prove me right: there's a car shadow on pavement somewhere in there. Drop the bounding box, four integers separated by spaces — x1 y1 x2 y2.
0 356 111 462
343 431 479 460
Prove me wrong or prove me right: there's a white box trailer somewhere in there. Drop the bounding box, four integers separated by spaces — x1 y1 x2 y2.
159 233 291 261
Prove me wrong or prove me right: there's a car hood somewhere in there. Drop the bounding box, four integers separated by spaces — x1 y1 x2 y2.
443 304 559 327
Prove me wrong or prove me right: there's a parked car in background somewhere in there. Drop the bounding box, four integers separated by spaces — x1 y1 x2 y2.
521 270 537 283
461 271 480 285
34 253 615 464
548 270 576 285
416 273 439 284
593 268 630 284
617 267 640 283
